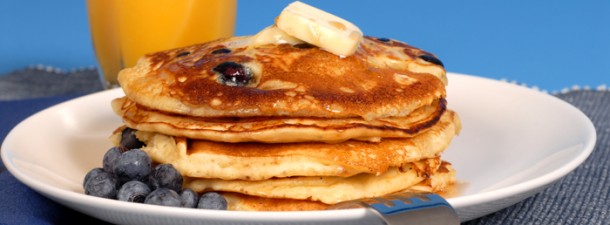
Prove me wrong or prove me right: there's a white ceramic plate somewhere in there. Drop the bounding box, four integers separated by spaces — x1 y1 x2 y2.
1 73 596 224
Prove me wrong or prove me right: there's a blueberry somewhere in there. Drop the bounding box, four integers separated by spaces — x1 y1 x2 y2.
377 37 391 42
149 164 183 192
176 51 190 57
144 188 182 207
211 48 231 54
83 167 104 187
419 54 444 67
120 127 144 149
113 149 152 185
118 180 151 203
197 192 227 210
293 43 315 49
84 169 118 199
180 188 199 208
103 146 124 173
212 62 253 86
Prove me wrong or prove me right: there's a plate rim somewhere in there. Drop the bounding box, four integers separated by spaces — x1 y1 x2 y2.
444 73 597 208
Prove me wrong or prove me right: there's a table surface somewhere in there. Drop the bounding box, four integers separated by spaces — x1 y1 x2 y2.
1 68 609 224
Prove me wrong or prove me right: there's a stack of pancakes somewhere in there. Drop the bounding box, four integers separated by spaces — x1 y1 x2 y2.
110 35 461 211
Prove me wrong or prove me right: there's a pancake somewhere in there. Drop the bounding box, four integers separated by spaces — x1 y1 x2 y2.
221 171 454 211
221 172 454 212
109 12 459 211
112 96 447 143
110 110 460 180
185 158 455 204
117 36 446 120
222 192 330 211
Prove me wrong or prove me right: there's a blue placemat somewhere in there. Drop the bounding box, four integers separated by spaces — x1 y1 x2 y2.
0 66 102 101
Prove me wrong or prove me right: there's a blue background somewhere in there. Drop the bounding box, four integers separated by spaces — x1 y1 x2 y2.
1 0 608 92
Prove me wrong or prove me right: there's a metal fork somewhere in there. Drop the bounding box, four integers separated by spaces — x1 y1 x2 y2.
330 192 460 225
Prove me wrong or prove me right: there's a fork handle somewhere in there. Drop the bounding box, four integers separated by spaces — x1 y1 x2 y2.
369 193 459 225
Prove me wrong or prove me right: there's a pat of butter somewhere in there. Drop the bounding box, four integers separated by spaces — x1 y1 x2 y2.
276 1 363 57
252 25 304 46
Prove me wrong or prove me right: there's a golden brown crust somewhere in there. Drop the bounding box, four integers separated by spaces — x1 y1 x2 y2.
118 36 446 120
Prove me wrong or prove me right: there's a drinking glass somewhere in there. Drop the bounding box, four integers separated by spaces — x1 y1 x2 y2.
87 0 237 88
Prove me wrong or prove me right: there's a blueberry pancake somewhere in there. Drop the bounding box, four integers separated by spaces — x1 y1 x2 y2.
114 31 450 144
117 34 446 120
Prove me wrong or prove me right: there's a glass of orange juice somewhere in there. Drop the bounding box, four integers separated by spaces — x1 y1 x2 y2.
87 0 237 89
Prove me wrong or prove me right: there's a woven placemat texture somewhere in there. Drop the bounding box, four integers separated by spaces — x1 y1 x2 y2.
0 66 103 100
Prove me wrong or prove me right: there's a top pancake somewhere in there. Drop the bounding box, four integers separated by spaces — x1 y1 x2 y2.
118 36 447 120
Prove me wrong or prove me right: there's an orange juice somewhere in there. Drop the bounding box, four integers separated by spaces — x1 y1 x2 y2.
87 0 236 88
